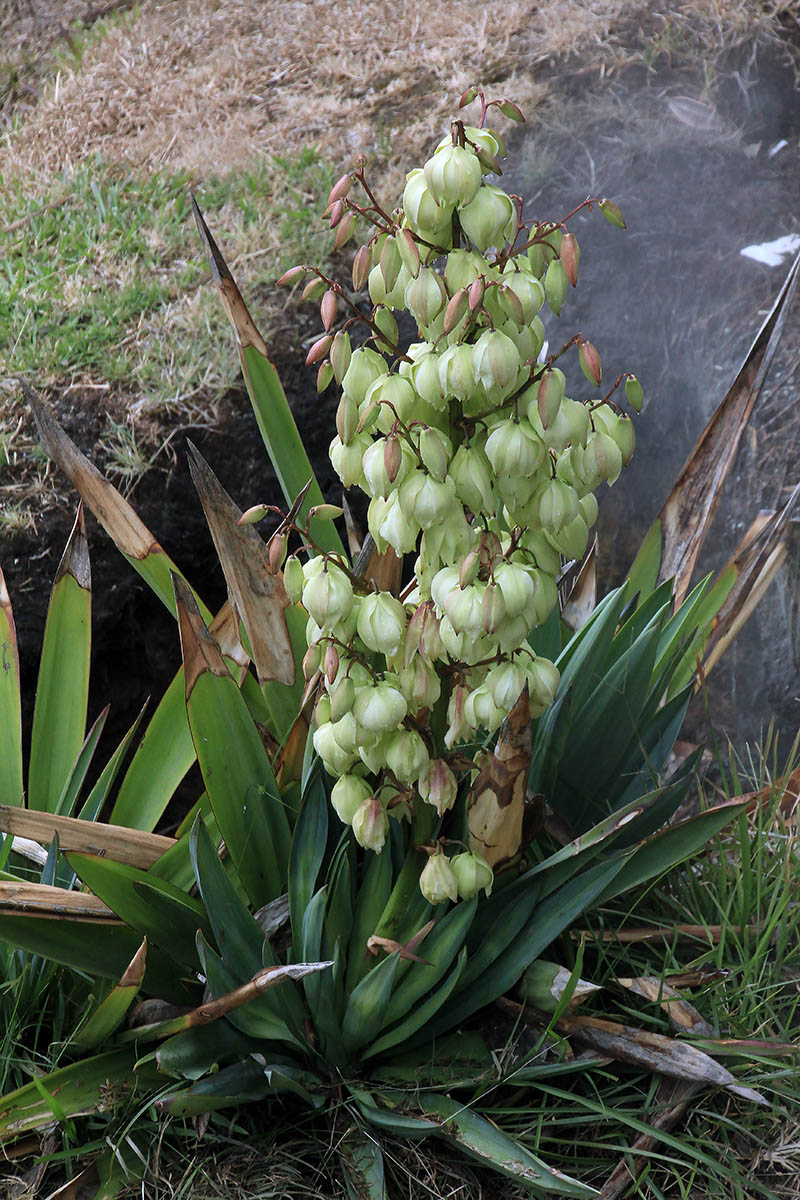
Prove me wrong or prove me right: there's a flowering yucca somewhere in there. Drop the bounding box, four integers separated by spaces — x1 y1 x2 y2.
280 99 640 899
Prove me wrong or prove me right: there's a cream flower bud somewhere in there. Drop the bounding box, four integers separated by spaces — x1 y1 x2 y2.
404 268 447 328
367 496 390 553
436 125 505 163
357 593 407 656
445 684 470 748
471 330 520 401
430 566 461 612
397 657 441 712
417 427 451 482
342 346 388 404
438 344 478 403
404 600 443 665
385 729 429 785
465 685 505 732
449 444 494 514
328 675 356 723
357 734 390 774
364 374 418 434
501 268 545 324
579 492 599 528
444 248 486 293
546 513 590 561
399 472 457 531
419 850 459 905
459 185 516 251
537 478 580 533
312 721 358 775
417 758 458 815
527 657 560 716
330 432 370 488
543 398 591 453
368 263 406 309
353 683 408 733
362 437 410 498
485 661 526 710
329 712 359 754
530 568 558 627
450 851 493 899
377 491 420 556
481 582 506 634
522 531 561 576
411 350 447 409
443 585 484 637
403 168 452 233
283 555 304 605
424 144 482 206
493 561 535 619
352 796 389 853
302 562 354 629
485 420 544 477
582 431 623 487
331 774 372 825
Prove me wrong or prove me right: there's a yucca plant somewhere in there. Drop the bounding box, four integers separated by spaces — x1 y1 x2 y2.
1 89 796 1197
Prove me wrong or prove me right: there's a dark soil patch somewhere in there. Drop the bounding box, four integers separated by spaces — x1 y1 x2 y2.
3 332 336 818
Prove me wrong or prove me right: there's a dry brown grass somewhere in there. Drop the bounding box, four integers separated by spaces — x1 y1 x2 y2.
2 0 793 197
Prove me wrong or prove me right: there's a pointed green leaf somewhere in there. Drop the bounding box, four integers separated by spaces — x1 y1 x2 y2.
174 575 291 908
418 1093 597 1197
66 851 212 968
289 775 329 949
0 569 23 813
191 196 343 558
28 506 91 812
190 816 265 981
342 953 400 1054
71 939 147 1051
111 669 196 831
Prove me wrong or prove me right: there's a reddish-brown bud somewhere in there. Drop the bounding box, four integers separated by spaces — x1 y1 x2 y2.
384 435 402 484
306 334 333 366
560 232 580 287
329 199 345 229
481 581 506 634
579 340 602 387
268 532 287 574
327 173 352 207
276 265 305 287
397 228 421 279
352 244 371 291
468 277 485 312
302 643 321 682
324 640 339 685
459 550 479 589
443 287 469 335
459 86 479 108
334 211 356 250
321 288 338 330
498 284 525 325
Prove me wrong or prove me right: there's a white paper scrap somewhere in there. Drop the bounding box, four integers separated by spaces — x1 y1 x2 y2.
740 234 800 267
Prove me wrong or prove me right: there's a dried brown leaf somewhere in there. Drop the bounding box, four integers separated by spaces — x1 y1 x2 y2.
187 443 294 687
0 807 175 869
467 686 532 868
657 251 800 605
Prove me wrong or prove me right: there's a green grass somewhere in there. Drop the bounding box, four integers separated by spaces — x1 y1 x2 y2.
494 735 800 1199
1 147 336 404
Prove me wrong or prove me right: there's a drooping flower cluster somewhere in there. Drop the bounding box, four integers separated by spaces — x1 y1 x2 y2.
279 95 640 902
